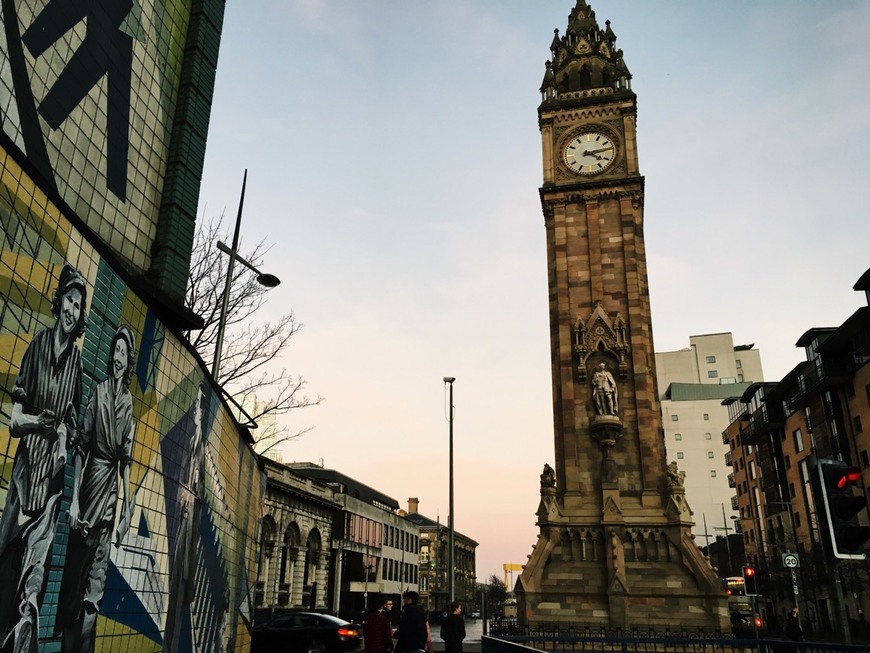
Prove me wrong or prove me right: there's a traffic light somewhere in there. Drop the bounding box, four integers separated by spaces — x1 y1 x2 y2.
817 459 870 560
742 565 758 596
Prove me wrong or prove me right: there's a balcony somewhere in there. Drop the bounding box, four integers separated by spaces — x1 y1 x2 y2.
785 356 853 412
724 451 733 466
721 430 730 445
731 496 739 511
728 473 736 488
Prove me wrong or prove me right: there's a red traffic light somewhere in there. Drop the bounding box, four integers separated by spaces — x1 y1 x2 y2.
744 567 755 577
817 460 870 560
836 468 862 489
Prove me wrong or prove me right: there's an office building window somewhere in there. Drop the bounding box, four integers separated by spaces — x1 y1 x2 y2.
705 432 712 439
677 452 684 459
784 455 791 469
855 416 863 434
861 450 870 468
675 433 682 441
704 414 710 421
708 370 718 378
672 415 679 421
706 356 716 363
707 451 715 459
736 360 742 369
710 470 717 477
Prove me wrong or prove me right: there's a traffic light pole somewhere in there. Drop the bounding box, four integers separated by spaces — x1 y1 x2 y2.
831 559 851 644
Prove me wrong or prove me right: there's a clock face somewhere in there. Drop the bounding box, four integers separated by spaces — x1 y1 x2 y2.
563 132 616 175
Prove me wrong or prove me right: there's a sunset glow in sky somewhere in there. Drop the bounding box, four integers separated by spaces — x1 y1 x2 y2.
197 1 870 581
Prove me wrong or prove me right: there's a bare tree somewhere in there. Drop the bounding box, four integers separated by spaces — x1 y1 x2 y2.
184 216 321 450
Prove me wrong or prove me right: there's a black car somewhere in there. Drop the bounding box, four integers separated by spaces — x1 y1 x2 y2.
251 612 361 653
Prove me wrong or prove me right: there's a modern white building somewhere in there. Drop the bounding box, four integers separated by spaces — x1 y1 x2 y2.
656 333 764 546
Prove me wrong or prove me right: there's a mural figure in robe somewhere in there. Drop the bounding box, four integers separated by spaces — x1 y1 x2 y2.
0 263 88 653
163 389 205 653
55 325 137 653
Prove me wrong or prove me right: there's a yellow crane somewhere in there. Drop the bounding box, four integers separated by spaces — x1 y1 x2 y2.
503 563 524 591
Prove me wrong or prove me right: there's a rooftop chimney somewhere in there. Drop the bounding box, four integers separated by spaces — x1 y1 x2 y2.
408 497 419 514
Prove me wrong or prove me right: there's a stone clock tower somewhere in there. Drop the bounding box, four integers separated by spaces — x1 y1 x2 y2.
516 1 727 629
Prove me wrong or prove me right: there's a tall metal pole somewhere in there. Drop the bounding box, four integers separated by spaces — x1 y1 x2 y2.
212 169 248 379
721 504 733 575
444 377 456 604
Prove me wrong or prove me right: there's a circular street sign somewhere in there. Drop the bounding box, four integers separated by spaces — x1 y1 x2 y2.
783 553 800 568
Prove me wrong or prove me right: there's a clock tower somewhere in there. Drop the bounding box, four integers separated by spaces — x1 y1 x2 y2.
516 1 727 629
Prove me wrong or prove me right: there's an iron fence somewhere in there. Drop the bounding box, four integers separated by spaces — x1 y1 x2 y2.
483 622 869 653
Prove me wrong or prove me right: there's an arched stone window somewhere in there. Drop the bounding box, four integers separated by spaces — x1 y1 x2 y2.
304 528 322 608
278 522 300 606
257 516 277 606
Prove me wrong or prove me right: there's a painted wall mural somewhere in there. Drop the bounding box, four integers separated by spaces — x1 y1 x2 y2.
0 0 194 273
0 150 264 651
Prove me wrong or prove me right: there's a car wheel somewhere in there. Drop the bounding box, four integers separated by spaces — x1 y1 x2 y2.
307 640 327 653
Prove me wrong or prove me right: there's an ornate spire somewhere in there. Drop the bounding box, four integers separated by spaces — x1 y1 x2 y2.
540 1 632 104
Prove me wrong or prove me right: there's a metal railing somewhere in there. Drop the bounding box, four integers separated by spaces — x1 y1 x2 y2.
482 623 870 653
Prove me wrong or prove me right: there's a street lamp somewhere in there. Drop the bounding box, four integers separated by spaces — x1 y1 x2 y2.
212 170 281 380
443 376 456 604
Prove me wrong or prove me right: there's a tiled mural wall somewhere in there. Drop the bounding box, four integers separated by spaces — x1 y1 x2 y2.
0 0 193 274
0 151 263 652
0 1 262 651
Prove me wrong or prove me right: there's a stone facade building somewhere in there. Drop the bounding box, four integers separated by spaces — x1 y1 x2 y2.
403 498 477 616
256 460 340 616
287 464 421 622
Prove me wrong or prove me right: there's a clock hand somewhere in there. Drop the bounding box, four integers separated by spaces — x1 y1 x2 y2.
584 147 613 156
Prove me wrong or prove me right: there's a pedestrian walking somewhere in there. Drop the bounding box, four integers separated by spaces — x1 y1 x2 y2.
393 591 431 653
786 607 803 641
440 602 466 653
364 596 394 653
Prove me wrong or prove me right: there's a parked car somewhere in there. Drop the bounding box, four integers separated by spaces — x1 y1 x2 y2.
251 611 361 653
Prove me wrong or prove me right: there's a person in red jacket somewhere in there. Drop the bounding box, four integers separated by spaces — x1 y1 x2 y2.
364 596 394 653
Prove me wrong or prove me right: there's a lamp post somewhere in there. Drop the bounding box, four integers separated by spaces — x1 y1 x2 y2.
212 170 281 380
443 376 456 604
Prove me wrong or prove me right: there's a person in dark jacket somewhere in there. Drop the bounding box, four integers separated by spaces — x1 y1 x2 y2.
364 596 394 653
440 602 466 653
393 591 430 653
786 607 803 641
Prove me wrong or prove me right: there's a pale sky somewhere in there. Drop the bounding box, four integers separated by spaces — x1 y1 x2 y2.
196 1 870 582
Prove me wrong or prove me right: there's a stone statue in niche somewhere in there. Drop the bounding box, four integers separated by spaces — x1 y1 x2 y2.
591 362 618 416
